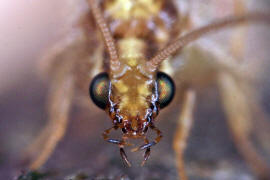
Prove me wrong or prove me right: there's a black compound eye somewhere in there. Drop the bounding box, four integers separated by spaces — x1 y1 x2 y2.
157 72 175 109
89 72 109 109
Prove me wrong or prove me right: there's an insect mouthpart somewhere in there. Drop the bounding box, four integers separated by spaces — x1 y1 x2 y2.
102 116 163 167
119 116 150 137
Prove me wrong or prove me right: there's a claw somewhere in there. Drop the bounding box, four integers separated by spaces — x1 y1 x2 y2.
131 125 162 152
107 139 134 147
107 139 122 144
120 148 131 167
131 142 156 152
141 148 151 166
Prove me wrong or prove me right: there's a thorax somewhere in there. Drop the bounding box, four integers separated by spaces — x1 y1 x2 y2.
100 0 180 119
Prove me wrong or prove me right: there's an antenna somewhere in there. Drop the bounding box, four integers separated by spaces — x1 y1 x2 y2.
88 0 121 72
146 12 270 72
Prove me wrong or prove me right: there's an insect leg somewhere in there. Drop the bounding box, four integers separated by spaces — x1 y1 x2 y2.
173 89 196 180
102 126 132 146
103 126 132 166
141 148 151 167
229 0 247 61
218 72 270 179
120 147 131 167
103 126 122 144
131 125 162 152
21 10 102 168
23 123 53 164
26 61 75 170
141 137 150 166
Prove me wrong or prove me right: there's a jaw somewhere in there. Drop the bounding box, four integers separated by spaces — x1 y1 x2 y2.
121 117 150 138
123 131 146 139
103 120 162 166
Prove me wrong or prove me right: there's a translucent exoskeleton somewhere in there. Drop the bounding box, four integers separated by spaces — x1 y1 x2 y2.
22 0 270 179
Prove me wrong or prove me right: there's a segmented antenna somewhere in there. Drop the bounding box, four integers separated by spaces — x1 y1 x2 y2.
88 0 120 72
146 12 270 72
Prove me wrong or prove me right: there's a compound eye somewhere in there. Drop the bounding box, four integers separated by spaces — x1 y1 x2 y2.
157 72 175 109
89 72 109 109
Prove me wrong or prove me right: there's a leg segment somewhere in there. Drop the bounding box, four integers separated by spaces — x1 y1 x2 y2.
131 125 163 152
141 137 150 166
218 72 270 179
102 126 132 146
229 0 247 61
173 89 196 180
103 126 121 144
120 147 131 167
141 148 151 167
22 12 103 169
102 126 132 167
24 61 75 170
129 125 162 166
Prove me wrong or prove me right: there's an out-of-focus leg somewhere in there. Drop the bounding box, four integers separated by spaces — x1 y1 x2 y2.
229 0 247 61
218 72 270 179
22 15 103 168
173 89 196 180
24 60 75 170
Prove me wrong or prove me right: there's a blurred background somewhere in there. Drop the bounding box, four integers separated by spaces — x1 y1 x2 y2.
0 0 270 180
0 1 71 94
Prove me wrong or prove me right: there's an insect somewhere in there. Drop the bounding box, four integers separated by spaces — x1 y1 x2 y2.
23 0 270 179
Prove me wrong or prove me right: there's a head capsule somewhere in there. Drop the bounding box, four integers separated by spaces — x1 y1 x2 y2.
89 71 175 136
